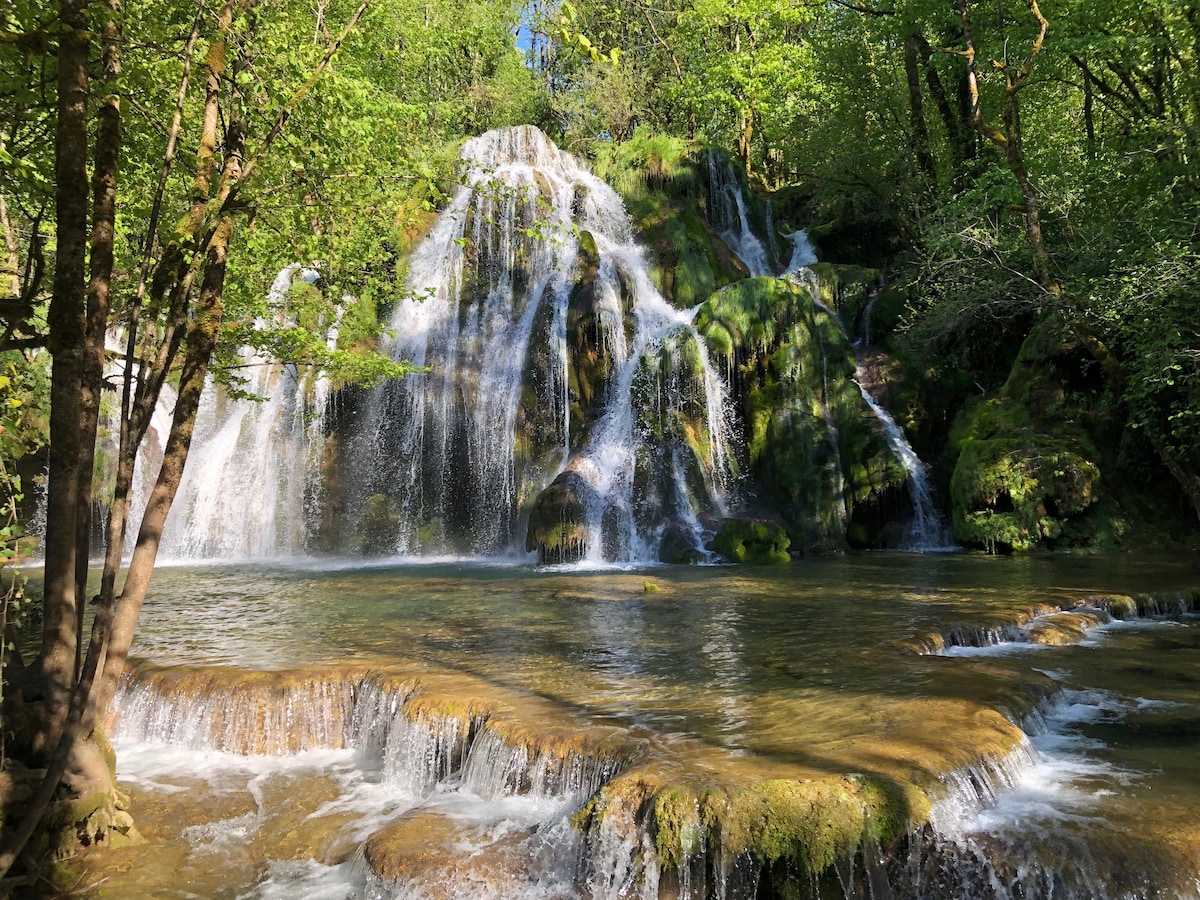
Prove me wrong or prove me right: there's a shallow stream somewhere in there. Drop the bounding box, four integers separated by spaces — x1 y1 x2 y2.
77 551 1200 898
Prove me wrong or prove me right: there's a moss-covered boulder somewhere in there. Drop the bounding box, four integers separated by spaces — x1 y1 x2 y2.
695 277 909 552
525 470 595 563
658 519 706 564
605 143 750 309
950 318 1128 552
575 770 928 898
712 518 791 563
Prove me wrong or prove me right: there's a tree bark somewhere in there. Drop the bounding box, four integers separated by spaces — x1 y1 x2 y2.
37 0 91 741
75 0 122 685
100 0 204 622
904 33 936 182
961 0 1056 292
102 0 248 709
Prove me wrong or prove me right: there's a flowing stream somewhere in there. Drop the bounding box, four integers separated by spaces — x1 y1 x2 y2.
76 552 1200 898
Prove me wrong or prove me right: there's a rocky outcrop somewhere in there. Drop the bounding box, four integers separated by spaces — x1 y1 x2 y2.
524 470 594 563
950 318 1128 552
696 277 908 553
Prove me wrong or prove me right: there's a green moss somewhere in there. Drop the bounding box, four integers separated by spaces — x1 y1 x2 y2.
696 277 910 552
712 518 791 563
949 318 1131 553
525 473 592 563
653 788 703 867
644 774 927 881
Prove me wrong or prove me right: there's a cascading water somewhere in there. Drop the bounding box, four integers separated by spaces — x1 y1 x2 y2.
150 265 330 559
777 227 952 550
345 126 734 561
853 376 952 550
706 153 773 278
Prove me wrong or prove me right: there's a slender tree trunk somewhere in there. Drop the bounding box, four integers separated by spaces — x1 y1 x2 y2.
100 0 204 619
102 0 248 709
75 0 122 684
917 36 970 182
37 0 91 742
961 0 1056 292
0 145 19 297
904 33 936 182
1082 62 1096 160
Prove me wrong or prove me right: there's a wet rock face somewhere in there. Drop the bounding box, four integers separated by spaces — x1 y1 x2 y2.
525 470 596 563
658 519 707 564
695 277 908 553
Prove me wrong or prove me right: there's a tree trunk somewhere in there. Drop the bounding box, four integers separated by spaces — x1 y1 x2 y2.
37 0 91 743
916 35 970 183
904 33 936 182
102 0 248 713
75 0 122 685
961 0 1057 292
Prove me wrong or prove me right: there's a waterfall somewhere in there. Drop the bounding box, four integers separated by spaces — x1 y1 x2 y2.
780 229 952 550
151 265 330 559
347 126 734 561
854 370 953 551
706 153 773 277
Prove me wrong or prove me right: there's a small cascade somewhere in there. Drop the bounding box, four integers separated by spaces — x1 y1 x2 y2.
914 591 1200 656
781 229 953 550
109 667 365 754
706 152 773 277
882 694 1200 900
854 370 953 551
348 126 734 561
460 725 628 802
109 664 647 899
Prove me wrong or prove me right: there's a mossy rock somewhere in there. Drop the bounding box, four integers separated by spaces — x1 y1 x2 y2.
525 470 595 563
712 518 791 564
695 277 911 553
598 771 928 886
628 192 747 309
949 317 1130 553
658 519 706 564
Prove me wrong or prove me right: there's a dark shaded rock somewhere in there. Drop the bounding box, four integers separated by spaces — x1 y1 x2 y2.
525 471 595 563
657 519 705 564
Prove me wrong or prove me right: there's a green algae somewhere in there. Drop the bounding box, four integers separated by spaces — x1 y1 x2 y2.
606 772 931 883
712 518 791 564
